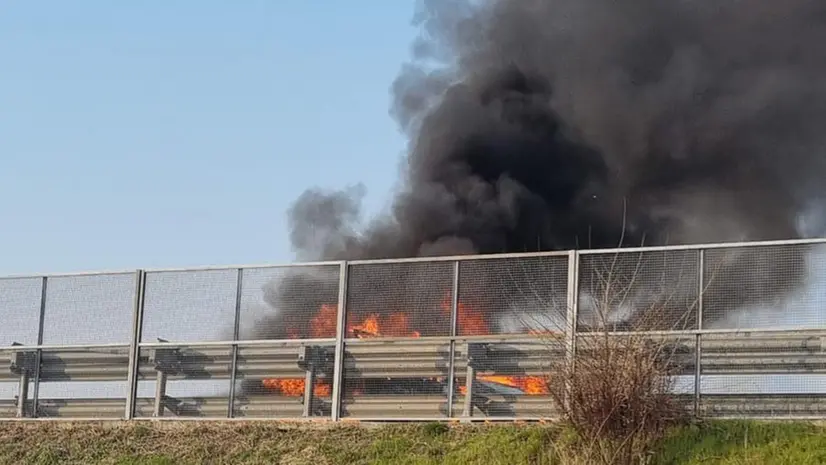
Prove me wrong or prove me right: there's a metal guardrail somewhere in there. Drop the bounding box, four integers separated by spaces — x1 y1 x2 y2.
3 330 826 420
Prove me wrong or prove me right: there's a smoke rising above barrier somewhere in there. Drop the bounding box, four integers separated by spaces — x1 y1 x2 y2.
249 0 826 342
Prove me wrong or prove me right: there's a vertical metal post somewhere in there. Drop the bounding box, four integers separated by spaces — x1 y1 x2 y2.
227 268 244 418
124 270 146 420
16 368 29 418
153 370 167 417
462 365 475 418
694 249 705 417
12 342 31 418
30 276 48 418
330 261 349 421
564 251 579 412
302 364 317 417
446 260 460 418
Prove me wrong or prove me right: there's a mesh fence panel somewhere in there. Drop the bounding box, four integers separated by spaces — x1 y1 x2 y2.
345 261 454 339
457 255 568 336
238 265 340 341
452 339 558 418
0 347 33 418
36 346 130 418
0 277 43 346
577 249 700 331
702 243 822 329
141 269 239 343
232 342 335 418
340 340 451 419
42 273 137 345
134 344 232 418
699 331 826 418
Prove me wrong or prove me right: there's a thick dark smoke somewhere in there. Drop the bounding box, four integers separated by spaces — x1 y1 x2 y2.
249 0 826 344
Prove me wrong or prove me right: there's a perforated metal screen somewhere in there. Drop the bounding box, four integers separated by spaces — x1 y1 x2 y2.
703 244 822 330
345 261 454 339
0 277 42 346
238 265 340 341
141 269 238 343
43 273 137 345
458 255 569 335
578 249 701 331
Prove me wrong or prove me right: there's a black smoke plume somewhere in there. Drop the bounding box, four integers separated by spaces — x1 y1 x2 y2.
249 0 826 344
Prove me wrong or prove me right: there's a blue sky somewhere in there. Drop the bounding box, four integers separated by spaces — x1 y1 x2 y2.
0 1 418 275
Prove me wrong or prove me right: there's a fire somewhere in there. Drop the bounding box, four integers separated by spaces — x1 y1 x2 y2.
262 378 332 397
266 299 551 398
310 304 338 338
347 312 421 338
458 375 550 395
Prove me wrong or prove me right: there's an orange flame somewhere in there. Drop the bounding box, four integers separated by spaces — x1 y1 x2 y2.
347 312 421 338
268 299 551 397
262 378 332 397
439 299 490 335
310 304 338 338
458 376 550 396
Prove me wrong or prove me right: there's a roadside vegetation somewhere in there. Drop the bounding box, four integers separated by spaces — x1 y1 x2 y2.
0 420 825 465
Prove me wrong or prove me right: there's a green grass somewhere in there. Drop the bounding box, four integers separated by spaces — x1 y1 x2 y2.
0 420 824 464
654 420 826 465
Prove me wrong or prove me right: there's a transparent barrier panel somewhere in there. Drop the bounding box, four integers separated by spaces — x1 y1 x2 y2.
452 338 559 419
341 340 451 419
700 331 826 417
232 342 335 418
0 347 33 418
135 345 232 418
36 346 131 418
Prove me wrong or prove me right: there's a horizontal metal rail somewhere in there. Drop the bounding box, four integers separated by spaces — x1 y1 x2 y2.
6 393 826 421
3 237 825 280
3 327 821 352
136 338 337 349
0 343 130 352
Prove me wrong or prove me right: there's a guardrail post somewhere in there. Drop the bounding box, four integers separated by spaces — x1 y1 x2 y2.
153 370 168 417
227 268 244 418
125 270 145 420
10 343 34 418
564 250 579 413
694 249 705 417
446 260 460 418
330 261 348 421
150 339 178 417
462 361 475 418
462 342 491 418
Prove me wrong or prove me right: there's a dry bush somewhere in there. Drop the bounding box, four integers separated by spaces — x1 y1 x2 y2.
516 245 712 465
548 318 690 465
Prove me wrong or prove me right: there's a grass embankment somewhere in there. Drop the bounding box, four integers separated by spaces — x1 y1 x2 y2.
0 420 825 465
